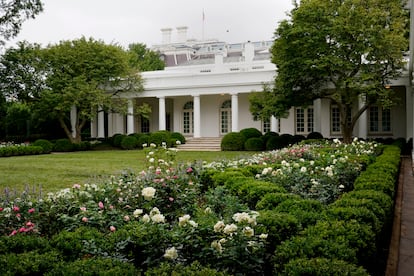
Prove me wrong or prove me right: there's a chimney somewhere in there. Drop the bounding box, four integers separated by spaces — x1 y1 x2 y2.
243 41 254 62
176 26 188 43
161 28 172 44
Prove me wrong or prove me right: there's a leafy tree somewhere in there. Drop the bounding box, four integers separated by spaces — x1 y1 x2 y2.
36 37 143 143
250 0 408 143
128 43 165 71
0 41 45 102
0 0 43 46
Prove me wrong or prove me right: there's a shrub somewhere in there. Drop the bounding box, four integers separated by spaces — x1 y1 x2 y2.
290 134 306 144
255 193 302 210
149 131 171 146
261 131 279 145
244 137 265 151
221 132 245 151
46 257 140 275
32 139 54 153
138 134 150 148
240 127 262 140
283 258 368 275
145 261 229 276
266 136 284 150
113 134 127 148
53 139 74 152
72 141 91 151
0 235 51 255
120 136 138 150
0 250 62 275
171 132 186 145
307 132 324 139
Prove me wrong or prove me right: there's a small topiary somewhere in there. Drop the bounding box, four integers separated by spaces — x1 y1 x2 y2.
32 139 54 153
120 136 138 150
266 136 284 150
53 139 74 152
113 134 127 148
221 132 245 151
240 127 262 140
261 131 279 144
307 131 323 140
149 130 171 146
244 137 265 151
171 132 186 145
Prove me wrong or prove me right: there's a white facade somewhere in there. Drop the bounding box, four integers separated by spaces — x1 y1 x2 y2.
90 29 414 145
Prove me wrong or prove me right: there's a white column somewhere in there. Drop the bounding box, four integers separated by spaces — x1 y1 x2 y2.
193 95 201 138
127 99 134 134
313 99 322 134
158 96 166 131
358 96 367 139
231 93 239 132
90 108 97 138
70 105 77 139
271 116 278 133
97 107 105 138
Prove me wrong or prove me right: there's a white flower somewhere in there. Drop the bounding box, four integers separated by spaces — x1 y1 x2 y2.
259 233 268 239
176 140 181 145
151 213 165 223
204 207 212 214
178 214 191 227
189 220 198 228
148 158 155 163
223 223 238 235
339 184 345 189
142 214 150 223
133 209 143 217
142 187 156 200
214 221 225 232
300 166 307 173
150 143 156 147
232 212 250 223
163 247 178 260
150 207 160 216
142 143 148 148
211 240 223 253
243 226 254 237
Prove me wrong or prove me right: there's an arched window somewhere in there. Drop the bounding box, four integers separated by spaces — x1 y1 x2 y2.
220 100 232 135
183 101 194 134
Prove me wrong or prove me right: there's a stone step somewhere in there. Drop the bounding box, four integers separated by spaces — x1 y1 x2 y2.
177 137 222 151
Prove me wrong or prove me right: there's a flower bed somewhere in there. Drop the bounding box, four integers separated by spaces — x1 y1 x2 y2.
0 139 399 275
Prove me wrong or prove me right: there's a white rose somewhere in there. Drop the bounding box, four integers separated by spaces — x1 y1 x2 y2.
164 247 178 260
142 187 156 200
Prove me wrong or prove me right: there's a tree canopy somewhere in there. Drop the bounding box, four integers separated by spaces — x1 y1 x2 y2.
0 0 43 46
128 43 165 71
250 0 408 143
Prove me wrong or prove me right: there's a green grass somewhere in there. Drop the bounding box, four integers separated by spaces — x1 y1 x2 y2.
0 150 251 193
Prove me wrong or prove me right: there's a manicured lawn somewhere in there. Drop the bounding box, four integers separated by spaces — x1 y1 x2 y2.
0 150 250 193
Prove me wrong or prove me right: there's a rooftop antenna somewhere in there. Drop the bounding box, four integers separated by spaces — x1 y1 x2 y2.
202 9 205 41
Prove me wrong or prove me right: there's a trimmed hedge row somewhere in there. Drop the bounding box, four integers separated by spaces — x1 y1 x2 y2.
110 131 186 150
0 145 44 157
200 144 401 274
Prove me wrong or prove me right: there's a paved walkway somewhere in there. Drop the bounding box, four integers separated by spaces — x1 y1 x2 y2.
386 156 414 276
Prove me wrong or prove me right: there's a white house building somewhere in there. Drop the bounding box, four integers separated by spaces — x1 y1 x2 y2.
90 26 414 147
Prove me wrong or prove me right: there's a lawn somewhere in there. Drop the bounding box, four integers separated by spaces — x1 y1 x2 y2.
0 150 250 193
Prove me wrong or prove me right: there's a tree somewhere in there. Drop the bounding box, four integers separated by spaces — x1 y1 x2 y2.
127 43 165 71
250 0 408 143
36 37 143 143
0 0 43 46
0 41 45 102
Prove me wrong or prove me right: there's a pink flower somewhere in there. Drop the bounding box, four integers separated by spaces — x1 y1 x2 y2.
28 208 35 214
18 227 26 233
186 167 193 173
0 207 3 212
80 207 87 212
9 230 17 236
109 226 116 232
109 205 114 210
12 206 20 212
169 197 174 202
72 184 81 189
98 201 104 209
16 213 21 218
82 217 88 223
26 221 35 228
124 215 130 222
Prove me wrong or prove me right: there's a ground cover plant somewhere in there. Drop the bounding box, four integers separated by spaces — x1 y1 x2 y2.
0 139 398 275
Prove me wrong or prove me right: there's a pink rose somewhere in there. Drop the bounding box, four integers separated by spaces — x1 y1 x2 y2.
98 201 104 209
109 226 116 232
9 230 17 236
12 206 20 212
82 217 88 223
28 208 35 214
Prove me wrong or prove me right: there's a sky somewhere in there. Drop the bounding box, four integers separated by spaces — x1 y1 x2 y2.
7 0 294 49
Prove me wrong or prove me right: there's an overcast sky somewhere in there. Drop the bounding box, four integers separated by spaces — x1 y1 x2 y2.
7 0 294 49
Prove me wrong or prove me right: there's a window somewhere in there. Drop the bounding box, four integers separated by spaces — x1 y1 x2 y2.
369 106 391 133
220 100 232 135
331 106 341 133
183 101 194 134
140 115 150 133
262 119 271 133
295 107 313 135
